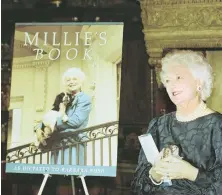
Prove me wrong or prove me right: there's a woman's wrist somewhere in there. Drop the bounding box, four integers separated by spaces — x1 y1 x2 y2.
149 168 163 184
149 174 163 185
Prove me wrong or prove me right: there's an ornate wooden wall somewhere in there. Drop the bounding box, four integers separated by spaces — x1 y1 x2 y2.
140 0 222 87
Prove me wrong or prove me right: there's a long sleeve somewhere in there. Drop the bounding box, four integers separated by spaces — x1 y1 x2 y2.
131 117 161 195
56 94 91 131
194 121 222 195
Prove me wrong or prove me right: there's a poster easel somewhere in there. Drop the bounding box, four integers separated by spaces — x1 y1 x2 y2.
37 174 51 195
37 174 89 195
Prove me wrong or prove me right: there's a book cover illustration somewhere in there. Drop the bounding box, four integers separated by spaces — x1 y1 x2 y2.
6 22 124 177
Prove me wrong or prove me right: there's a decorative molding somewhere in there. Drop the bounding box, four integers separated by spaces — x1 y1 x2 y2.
143 0 222 5
148 57 161 66
33 60 50 68
35 107 45 112
154 66 163 88
146 49 163 87
140 0 222 87
10 96 24 103
141 6 222 32
14 41 35 53
8 96 24 110
13 60 51 69
146 40 222 50
34 66 48 112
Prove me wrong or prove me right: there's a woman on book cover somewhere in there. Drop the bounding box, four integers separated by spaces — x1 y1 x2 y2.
34 67 92 165
131 50 222 195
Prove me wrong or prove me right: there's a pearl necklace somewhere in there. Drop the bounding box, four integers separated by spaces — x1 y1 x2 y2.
176 101 211 122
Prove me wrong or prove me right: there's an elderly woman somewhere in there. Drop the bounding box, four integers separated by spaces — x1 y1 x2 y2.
35 67 92 165
131 50 222 195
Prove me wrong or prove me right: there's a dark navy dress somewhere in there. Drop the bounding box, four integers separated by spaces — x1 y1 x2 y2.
131 112 222 195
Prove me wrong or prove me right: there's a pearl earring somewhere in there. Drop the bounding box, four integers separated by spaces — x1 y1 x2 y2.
197 86 201 91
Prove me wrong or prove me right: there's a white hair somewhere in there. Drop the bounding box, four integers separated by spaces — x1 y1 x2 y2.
160 50 214 101
62 68 86 84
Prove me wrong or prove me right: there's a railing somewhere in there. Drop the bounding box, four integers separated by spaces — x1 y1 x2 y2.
6 121 118 166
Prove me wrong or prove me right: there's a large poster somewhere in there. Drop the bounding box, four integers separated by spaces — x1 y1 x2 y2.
6 23 123 177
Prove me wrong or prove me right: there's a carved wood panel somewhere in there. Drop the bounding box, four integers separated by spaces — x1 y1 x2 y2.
140 0 222 87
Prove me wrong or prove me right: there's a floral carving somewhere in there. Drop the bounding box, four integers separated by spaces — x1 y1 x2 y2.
147 41 222 50
142 0 222 5
143 7 222 30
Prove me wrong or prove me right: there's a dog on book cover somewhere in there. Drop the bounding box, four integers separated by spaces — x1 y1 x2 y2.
33 92 72 147
31 68 92 165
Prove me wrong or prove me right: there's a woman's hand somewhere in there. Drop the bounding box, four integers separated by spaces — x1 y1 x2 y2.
153 156 199 181
149 166 165 183
149 149 166 182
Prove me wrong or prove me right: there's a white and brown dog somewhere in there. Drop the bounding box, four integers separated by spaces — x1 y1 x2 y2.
33 92 72 148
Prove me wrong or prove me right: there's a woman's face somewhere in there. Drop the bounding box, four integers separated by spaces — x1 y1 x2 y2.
163 64 198 106
65 76 82 93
